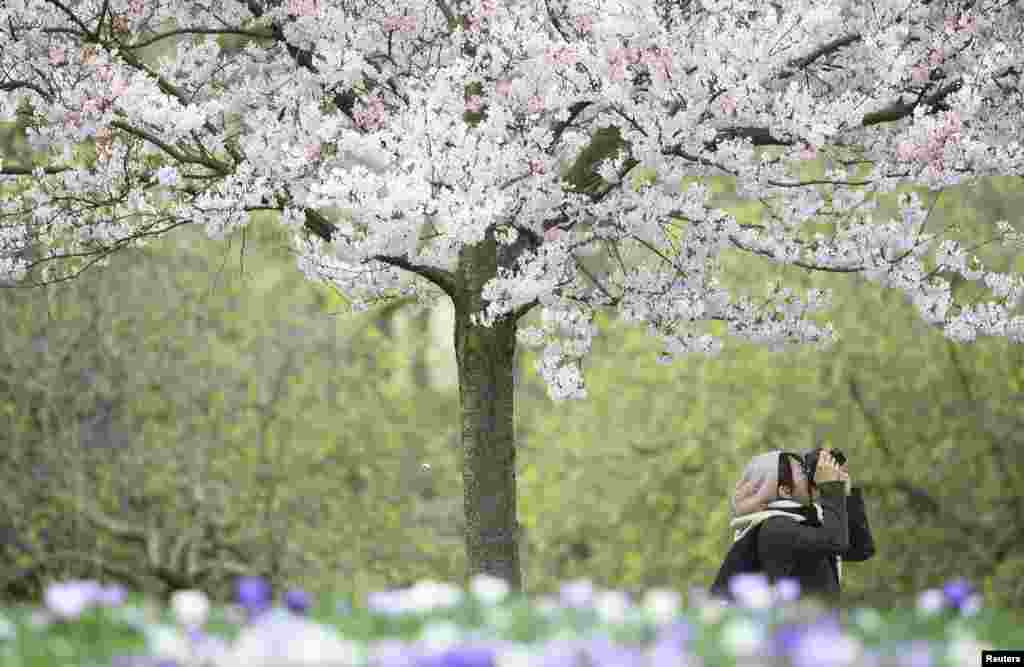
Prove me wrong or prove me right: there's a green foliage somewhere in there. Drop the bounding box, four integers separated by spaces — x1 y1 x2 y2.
3 165 1022 611
2 14 1022 612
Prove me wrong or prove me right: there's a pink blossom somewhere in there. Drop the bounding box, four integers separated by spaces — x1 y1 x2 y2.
528 158 546 175
354 93 386 131
543 226 562 242
909 63 930 83
96 64 114 82
478 0 498 17
643 47 673 83
110 76 130 98
895 141 919 161
944 13 977 35
304 143 321 161
623 47 643 64
494 79 513 97
527 95 544 114
63 110 82 128
382 15 417 33
48 46 67 66
607 60 628 82
896 111 962 167
286 0 318 17
465 95 484 113
719 95 737 114
127 0 144 16
82 97 103 114
797 144 817 160
574 15 594 34
928 49 944 67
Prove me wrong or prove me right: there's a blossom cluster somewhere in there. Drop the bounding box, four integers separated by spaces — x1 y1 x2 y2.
1 0 1023 399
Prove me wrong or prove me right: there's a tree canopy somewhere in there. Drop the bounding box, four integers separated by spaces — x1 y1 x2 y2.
1 0 1022 395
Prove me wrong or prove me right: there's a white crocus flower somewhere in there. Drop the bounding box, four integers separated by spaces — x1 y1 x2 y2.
916 589 946 616
171 590 211 629
470 574 510 606
594 590 631 625
642 589 681 625
406 580 463 613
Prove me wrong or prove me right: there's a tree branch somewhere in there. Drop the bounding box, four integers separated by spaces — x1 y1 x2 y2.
54 492 148 546
300 209 458 299
861 80 963 127
119 27 275 51
0 80 53 102
775 34 863 80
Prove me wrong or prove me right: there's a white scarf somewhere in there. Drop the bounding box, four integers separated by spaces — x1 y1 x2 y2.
729 499 842 584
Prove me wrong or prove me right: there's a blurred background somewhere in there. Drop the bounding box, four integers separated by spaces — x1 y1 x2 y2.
2 17 1023 616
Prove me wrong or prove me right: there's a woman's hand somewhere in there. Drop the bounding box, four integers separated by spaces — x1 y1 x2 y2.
815 450 843 484
839 462 851 496
733 476 775 515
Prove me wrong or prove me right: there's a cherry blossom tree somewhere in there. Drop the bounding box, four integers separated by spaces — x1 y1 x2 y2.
2 0 1023 591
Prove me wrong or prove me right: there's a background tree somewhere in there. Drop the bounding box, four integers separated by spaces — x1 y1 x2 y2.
2 161 1022 611
2 0 1023 592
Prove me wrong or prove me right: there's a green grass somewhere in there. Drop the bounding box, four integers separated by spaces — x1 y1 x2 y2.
0 588 1021 666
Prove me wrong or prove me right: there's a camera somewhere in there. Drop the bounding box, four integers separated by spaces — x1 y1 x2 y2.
803 448 847 486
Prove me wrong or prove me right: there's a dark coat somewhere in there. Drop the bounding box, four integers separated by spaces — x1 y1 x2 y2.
711 481 875 602
759 481 876 600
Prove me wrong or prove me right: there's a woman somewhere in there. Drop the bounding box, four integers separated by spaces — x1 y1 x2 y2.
710 448 875 602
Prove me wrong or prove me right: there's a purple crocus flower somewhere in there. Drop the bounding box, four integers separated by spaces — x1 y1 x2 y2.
942 578 975 610
790 623 860 667
728 573 772 609
532 639 589 667
861 648 884 667
654 619 691 645
110 657 179 667
284 588 311 615
558 579 594 610
367 590 412 617
770 624 804 658
97 584 127 607
416 644 496 667
44 580 102 620
775 577 801 603
235 576 271 618
900 640 934 667
367 638 420 667
644 620 692 665
581 635 646 667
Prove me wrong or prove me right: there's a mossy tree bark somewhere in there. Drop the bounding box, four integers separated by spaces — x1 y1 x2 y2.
453 228 523 591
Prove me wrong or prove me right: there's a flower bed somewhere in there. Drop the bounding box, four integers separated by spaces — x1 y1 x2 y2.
0 574 1018 666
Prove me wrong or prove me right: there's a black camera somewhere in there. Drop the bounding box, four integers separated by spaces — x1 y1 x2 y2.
803 448 847 486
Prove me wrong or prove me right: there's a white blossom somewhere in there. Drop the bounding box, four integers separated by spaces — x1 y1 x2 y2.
0 0 1021 402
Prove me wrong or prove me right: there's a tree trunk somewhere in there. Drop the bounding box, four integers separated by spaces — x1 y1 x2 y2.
454 230 523 592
